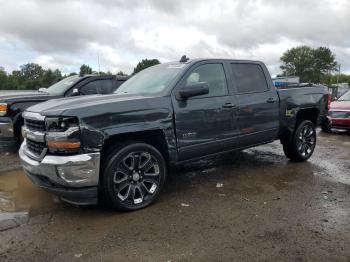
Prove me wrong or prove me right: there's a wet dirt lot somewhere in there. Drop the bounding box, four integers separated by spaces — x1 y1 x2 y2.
0 130 349 262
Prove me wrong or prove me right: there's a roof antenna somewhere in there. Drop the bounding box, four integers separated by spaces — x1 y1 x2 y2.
179 55 189 63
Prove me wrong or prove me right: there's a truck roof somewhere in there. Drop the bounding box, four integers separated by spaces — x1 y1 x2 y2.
175 58 264 65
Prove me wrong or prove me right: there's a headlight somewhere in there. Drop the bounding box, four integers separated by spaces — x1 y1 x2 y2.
45 116 81 153
0 103 7 116
45 116 79 132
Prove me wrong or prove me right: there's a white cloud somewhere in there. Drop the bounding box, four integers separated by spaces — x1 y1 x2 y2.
0 0 349 75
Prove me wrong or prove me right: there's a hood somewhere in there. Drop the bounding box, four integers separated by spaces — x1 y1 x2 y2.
26 93 152 116
330 100 350 110
0 90 56 104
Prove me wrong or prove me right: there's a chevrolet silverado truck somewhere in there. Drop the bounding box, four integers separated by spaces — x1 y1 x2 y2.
19 58 329 211
0 74 127 148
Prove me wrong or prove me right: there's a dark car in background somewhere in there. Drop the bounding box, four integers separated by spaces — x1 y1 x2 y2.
322 90 350 131
0 74 128 148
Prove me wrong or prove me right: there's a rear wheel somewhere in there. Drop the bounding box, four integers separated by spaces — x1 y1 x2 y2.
283 120 316 162
101 142 167 211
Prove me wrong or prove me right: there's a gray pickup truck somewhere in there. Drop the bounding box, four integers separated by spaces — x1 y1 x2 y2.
19 58 329 211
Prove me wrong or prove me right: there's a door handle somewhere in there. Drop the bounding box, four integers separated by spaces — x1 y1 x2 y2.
266 97 276 103
222 103 237 109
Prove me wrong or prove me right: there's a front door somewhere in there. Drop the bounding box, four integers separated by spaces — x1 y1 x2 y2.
172 62 238 160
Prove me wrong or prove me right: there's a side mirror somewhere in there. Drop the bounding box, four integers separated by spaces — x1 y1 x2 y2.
38 87 47 93
72 88 80 96
176 82 209 100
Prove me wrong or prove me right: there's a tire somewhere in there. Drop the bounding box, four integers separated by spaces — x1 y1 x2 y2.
321 117 332 133
282 120 317 162
101 142 167 211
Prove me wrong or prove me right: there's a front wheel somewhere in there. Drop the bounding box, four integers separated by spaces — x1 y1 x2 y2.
101 142 167 211
283 120 317 162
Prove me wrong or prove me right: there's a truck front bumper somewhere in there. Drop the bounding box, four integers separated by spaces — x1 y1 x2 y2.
0 117 15 148
19 142 100 205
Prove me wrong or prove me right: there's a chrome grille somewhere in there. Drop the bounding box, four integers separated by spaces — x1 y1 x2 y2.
26 138 46 156
24 119 46 131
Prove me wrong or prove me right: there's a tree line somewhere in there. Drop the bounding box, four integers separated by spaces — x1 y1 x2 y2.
0 47 349 90
0 59 160 90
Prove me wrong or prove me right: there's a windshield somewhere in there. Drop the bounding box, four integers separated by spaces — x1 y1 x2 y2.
46 75 81 95
115 64 185 95
338 90 350 101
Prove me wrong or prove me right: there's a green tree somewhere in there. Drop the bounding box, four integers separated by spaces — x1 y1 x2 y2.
280 46 338 83
79 64 93 76
20 63 44 81
41 69 62 87
280 46 314 82
0 65 65 90
313 47 337 83
11 70 25 89
116 70 128 76
329 73 350 86
17 63 45 89
133 59 160 75
0 68 8 90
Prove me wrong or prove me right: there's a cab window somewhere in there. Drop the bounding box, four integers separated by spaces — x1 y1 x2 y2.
231 63 268 93
185 63 228 97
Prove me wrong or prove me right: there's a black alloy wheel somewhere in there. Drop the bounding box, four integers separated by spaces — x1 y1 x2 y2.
283 120 317 162
102 142 167 211
296 123 316 158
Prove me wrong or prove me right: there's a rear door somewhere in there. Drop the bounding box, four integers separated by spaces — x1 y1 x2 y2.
230 63 279 147
172 62 239 160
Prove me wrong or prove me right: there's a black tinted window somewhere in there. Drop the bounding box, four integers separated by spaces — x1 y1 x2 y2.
231 64 268 93
80 81 99 95
185 63 227 97
98 80 114 94
80 79 115 95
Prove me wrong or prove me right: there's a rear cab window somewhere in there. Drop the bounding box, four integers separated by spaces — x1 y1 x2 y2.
231 63 268 93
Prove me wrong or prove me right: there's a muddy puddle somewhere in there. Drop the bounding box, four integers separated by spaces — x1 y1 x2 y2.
0 170 59 230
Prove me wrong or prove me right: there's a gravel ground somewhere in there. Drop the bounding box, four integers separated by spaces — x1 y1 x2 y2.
0 130 349 261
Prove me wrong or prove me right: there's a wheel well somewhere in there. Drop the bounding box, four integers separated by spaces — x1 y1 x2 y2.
296 108 319 126
13 114 24 142
101 130 169 163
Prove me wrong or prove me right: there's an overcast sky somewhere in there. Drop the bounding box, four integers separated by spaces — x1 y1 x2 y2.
0 0 349 76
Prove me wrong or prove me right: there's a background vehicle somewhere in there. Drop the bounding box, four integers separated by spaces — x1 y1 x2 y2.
0 75 128 147
19 58 328 211
322 90 350 131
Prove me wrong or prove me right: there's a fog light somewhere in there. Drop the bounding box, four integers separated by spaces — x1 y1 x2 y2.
56 166 94 183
